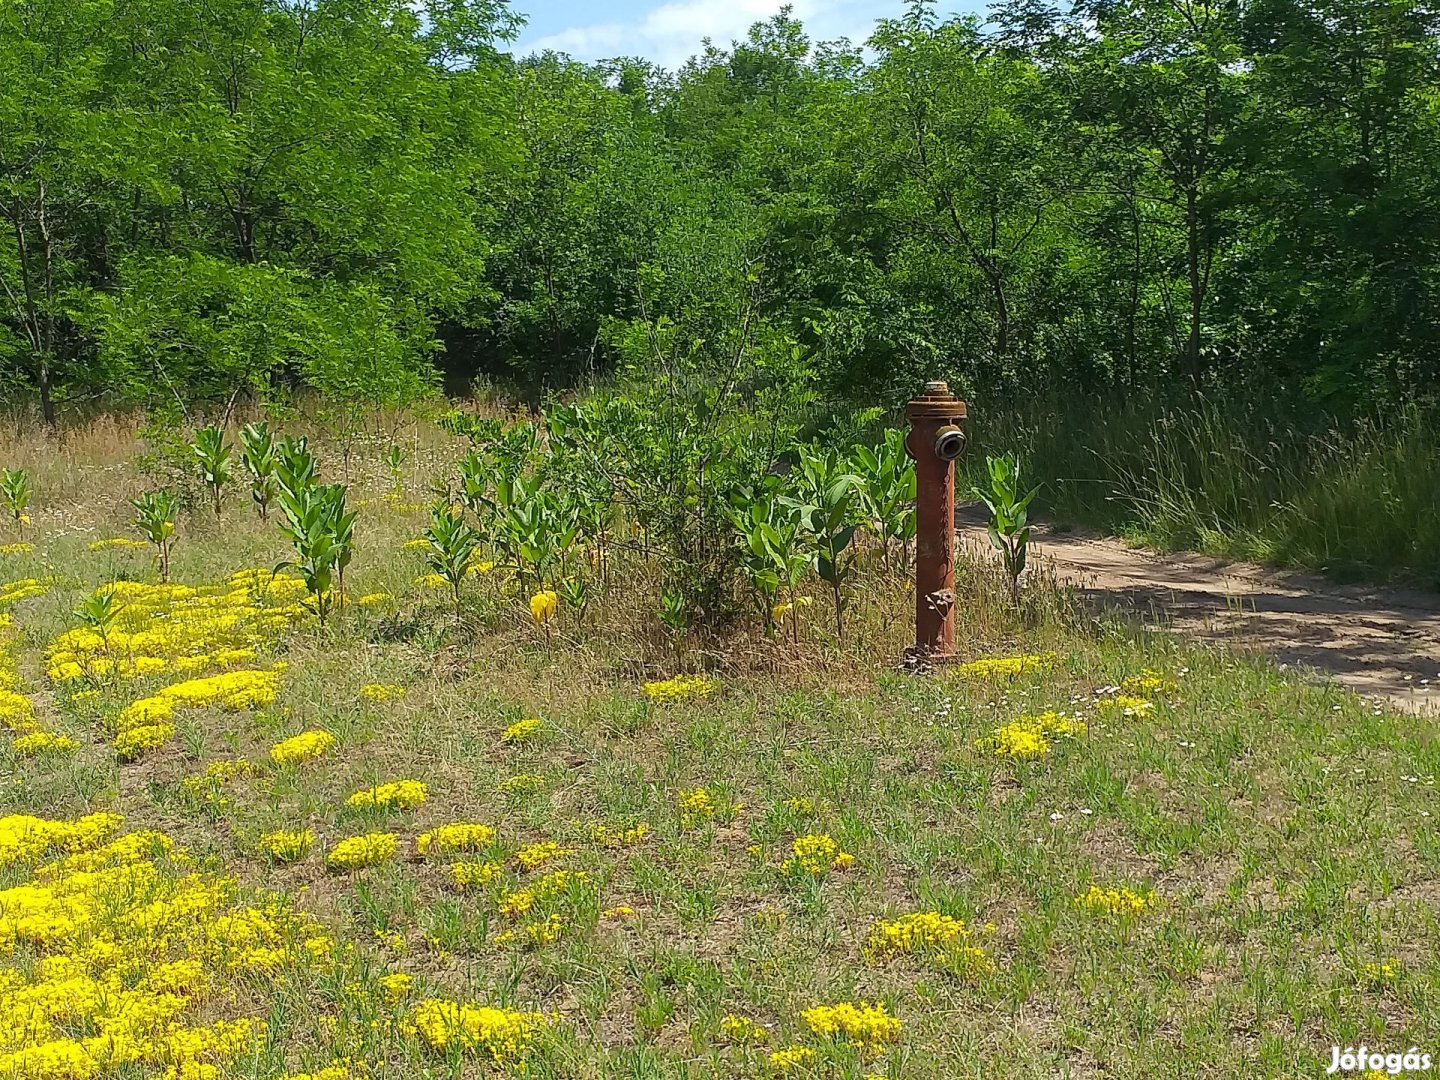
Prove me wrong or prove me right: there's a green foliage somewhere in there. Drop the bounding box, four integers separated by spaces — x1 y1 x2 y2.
383 446 407 496
423 501 481 623
191 424 233 519
239 422 278 522
973 452 1040 606
851 430 916 572
272 437 355 624
73 590 119 645
1 468 30 528
787 447 864 640
132 490 179 583
732 488 809 639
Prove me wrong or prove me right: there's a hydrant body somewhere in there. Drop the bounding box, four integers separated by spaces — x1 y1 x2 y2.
905 381 968 659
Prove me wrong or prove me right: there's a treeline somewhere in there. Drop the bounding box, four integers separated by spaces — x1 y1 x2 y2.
3 0 1438 427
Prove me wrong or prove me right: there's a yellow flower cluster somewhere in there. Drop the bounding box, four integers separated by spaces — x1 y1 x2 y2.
498 773 545 795
416 822 495 856
270 729 336 765
407 997 551 1064
0 578 49 606
2 617 77 756
582 820 648 848
450 861 504 891
501 717 542 742
1121 669 1178 695
327 833 399 870
493 913 564 948
720 1014 770 1044
677 787 742 828
360 682 405 702
47 572 307 683
976 710 1087 760
260 828 315 862
288 1067 356 1080
953 653 1047 679
780 797 816 816
800 1000 903 1053
346 780 427 811
0 814 335 1080
642 674 719 704
13 730 79 756
1361 959 1400 983
497 870 588 917
87 537 149 551
357 592 394 606
1074 885 1155 917
864 912 995 973
0 812 121 866
513 841 573 871
784 834 855 875
379 973 415 1002
769 1045 818 1072
1098 694 1155 716
0 543 35 555
113 668 282 759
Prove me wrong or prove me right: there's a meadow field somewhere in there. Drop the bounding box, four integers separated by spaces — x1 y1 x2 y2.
1 416 1438 1080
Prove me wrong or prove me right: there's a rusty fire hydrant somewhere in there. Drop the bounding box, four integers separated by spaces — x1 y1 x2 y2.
905 380 968 660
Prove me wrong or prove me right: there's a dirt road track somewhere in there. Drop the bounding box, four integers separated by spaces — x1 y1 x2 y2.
959 512 1440 713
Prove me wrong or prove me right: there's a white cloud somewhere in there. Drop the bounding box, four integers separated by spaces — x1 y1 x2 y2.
517 0 901 68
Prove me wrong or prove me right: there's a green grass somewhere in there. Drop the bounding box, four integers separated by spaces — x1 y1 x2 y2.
963 393 1440 587
1 427 1438 1078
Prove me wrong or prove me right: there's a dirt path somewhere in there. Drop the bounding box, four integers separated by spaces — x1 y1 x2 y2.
958 510 1440 713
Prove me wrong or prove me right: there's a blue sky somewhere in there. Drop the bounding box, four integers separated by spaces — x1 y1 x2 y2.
511 1 977 68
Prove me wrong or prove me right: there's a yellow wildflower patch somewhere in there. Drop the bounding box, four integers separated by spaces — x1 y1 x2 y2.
12 730 80 756
47 573 306 684
1098 694 1155 716
0 577 50 606
677 786 742 827
493 913 564 948
865 912 995 974
113 669 282 759
501 717 542 743
259 829 315 863
1075 885 1155 917
769 1045 818 1073
270 729 336 765
450 861 504 891
800 1000 902 1054
513 841 574 871
326 833 399 871
407 997 551 1065
953 653 1047 679
720 1014 770 1044
0 543 35 555
416 822 496 856
356 592 394 606
976 711 1087 760
87 537 149 551
498 773 545 795
346 780 427 811
643 674 719 704
0 814 334 1080
582 820 648 848
784 833 855 875
360 682 405 702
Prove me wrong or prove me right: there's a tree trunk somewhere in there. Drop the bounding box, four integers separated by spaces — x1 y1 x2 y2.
1185 187 1203 383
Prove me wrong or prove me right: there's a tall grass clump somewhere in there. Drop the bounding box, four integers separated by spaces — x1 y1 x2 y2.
964 393 1440 586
